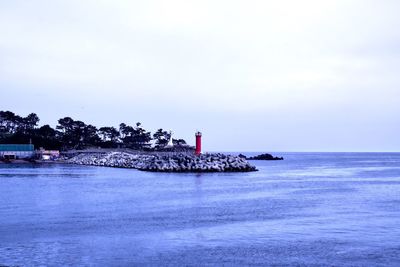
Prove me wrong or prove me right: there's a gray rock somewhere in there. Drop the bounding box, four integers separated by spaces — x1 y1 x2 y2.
66 151 257 173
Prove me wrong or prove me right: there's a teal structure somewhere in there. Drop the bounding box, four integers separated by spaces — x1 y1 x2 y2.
0 144 35 159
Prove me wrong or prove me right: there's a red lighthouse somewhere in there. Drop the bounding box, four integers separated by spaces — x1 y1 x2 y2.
195 131 202 155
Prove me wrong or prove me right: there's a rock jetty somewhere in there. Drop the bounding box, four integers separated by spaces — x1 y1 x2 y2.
66 152 257 172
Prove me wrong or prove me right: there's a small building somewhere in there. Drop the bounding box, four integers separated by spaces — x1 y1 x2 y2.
0 144 35 160
38 148 60 160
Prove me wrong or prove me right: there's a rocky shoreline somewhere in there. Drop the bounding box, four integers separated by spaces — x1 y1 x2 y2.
65 152 258 172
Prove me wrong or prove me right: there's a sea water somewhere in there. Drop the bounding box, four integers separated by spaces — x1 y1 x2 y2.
0 153 399 266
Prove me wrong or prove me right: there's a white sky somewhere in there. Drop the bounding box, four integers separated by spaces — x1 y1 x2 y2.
1 0 399 152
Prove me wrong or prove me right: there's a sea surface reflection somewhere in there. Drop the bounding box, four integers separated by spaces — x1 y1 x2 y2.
0 153 400 266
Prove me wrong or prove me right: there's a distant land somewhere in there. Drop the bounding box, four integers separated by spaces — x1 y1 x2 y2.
0 110 187 151
0 110 287 172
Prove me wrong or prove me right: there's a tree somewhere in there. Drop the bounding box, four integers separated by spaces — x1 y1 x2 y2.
0 110 190 152
98 126 120 148
173 138 187 146
153 128 171 149
0 111 13 139
119 123 133 140
0 111 20 134
33 124 61 150
131 122 152 149
82 124 100 147
37 124 57 139
16 113 40 136
24 113 39 129
56 117 95 149
70 120 86 149
120 122 152 149
0 111 38 143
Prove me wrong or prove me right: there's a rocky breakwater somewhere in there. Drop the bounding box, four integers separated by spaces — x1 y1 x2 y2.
66 152 257 172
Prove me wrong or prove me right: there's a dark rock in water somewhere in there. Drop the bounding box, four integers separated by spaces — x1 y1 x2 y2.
238 154 247 159
248 153 284 160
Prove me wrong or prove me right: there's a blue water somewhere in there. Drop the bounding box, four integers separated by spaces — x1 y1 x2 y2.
0 153 400 266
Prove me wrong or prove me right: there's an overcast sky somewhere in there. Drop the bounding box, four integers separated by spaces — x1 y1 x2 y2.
1 0 399 152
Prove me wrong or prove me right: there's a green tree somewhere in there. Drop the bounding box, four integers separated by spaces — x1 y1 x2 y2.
173 138 187 146
82 124 100 147
33 124 61 149
153 128 171 149
56 117 95 149
120 122 152 149
99 126 120 148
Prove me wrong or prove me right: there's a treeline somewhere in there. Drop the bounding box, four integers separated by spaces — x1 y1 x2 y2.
0 111 187 151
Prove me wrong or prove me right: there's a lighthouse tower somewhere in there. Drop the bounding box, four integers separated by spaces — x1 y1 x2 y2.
195 131 202 155
166 130 174 147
